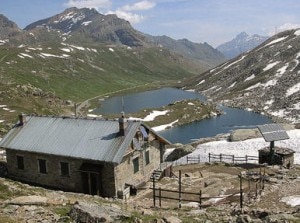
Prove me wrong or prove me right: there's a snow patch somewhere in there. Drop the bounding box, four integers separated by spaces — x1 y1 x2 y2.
143 110 169 122
265 36 288 47
263 79 277 88
152 119 179 132
82 21 92 26
293 102 300 110
276 63 289 77
286 82 300 97
87 114 102 118
244 74 255 81
294 29 300 36
223 55 246 70
265 99 274 105
128 110 169 122
263 61 280 71
19 53 33 58
246 82 262 90
281 195 300 207
270 109 288 118
39 53 69 58
175 129 300 165
197 80 205 85
229 82 236 88
60 48 72 52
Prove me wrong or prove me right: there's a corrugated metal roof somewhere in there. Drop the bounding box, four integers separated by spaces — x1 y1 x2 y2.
0 116 141 164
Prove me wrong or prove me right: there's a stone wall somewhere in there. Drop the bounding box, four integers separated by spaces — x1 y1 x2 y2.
114 139 161 198
6 149 116 197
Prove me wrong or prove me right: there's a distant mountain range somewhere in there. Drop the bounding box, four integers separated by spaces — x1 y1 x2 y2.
183 29 300 123
1 7 226 68
217 32 269 59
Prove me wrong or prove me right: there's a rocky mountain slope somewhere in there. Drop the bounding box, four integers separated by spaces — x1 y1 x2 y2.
147 35 226 68
2 7 225 68
24 7 147 47
217 32 269 59
183 29 300 123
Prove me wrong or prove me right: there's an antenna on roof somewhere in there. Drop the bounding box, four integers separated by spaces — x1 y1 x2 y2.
121 96 125 113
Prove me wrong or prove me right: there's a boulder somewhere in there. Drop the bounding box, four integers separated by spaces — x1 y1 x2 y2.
230 129 261 142
163 216 182 223
69 201 130 223
165 143 194 161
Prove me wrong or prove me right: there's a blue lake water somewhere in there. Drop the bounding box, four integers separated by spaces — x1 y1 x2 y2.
95 88 273 144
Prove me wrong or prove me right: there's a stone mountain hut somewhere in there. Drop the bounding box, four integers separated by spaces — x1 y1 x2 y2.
0 114 170 198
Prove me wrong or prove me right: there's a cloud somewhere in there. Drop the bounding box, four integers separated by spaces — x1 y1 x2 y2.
107 1 155 24
65 0 111 10
107 10 144 24
121 0 156 11
269 23 300 35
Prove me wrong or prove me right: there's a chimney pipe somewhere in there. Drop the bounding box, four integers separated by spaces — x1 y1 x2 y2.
18 114 25 126
119 112 127 136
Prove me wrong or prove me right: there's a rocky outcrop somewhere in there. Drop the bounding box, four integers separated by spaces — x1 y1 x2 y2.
230 129 262 141
69 201 130 223
164 143 194 161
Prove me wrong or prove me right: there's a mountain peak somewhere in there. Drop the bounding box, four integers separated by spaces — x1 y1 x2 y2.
23 7 146 47
236 32 248 39
0 14 21 39
217 32 269 59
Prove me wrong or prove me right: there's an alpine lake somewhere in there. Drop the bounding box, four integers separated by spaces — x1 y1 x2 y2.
93 88 272 144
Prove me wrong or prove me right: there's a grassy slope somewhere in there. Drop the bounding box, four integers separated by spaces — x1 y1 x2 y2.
0 42 202 128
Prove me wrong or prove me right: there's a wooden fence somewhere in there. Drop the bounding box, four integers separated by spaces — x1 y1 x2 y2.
174 153 259 165
208 153 259 164
152 169 265 210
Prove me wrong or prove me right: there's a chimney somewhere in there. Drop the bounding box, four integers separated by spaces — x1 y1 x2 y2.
18 113 25 126
118 112 127 136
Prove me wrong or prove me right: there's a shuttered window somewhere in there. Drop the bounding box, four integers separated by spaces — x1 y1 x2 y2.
145 150 150 165
133 157 139 173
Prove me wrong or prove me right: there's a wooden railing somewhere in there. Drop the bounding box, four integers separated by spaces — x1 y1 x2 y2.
173 153 259 165
208 153 258 164
152 169 266 210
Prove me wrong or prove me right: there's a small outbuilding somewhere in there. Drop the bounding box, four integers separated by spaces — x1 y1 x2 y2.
257 123 294 168
258 147 295 168
0 114 170 198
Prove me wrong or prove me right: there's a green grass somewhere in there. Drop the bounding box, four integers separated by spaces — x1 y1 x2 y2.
0 43 203 128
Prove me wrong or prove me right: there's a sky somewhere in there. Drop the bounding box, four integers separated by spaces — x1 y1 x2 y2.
1 0 300 47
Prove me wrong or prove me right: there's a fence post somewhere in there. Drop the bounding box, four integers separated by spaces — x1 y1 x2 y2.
152 174 156 207
159 187 162 208
255 183 258 198
179 170 182 209
209 153 211 163
248 173 251 203
232 155 235 164
199 190 202 209
245 155 248 164
198 154 200 163
186 156 189 164
220 153 222 162
239 174 243 210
